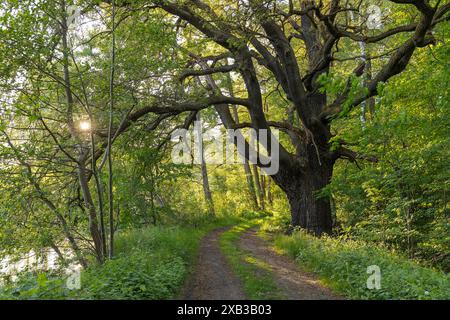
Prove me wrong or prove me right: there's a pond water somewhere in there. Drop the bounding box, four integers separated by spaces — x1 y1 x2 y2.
0 248 80 283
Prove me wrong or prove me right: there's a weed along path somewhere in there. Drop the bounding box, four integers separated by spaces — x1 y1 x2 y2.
182 225 341 300
182 227 246 300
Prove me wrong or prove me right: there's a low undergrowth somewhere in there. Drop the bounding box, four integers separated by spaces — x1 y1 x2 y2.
274 230 450 300
0 217 239 300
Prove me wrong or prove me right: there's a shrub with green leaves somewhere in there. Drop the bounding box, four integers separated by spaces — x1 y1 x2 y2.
79 252 185 300
76 225 208 299
1 219 237 300
0 271 71 300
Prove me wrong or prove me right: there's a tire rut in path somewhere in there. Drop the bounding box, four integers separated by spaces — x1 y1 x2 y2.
238 228 342 300
182 227 246 300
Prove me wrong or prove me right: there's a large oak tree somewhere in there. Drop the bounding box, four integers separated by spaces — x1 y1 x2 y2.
103 0 446 235
100 0 449 235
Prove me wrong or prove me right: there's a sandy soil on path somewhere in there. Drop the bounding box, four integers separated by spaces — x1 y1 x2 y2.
181 227 246 300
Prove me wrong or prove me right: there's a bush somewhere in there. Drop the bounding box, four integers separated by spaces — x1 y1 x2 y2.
0 271 71 300
275 231 450 300
79 252 185 299
1 218 237 300
77 225 207 299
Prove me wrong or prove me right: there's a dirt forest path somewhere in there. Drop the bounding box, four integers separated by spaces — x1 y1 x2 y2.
238 229 341 300
182 227 246 300
182 226 341 300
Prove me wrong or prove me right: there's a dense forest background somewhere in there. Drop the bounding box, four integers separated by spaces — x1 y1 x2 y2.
0 0 448 300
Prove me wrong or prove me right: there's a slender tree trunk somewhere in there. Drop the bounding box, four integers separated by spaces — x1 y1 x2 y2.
201 157 215 216
53 212 88 268
267 178 273 206
78 161 104 263
366 58 376 117
349 8 375 123
244 161 259 209
196 114 216 216
60 1 103 263
49 242 66 265
261 174 266 206
89 128 106 259
231 106 259 209
92 164 107 259
155 193 165 207
107 0 117 260
150 191 157 225
149 167 157 225
253 164 265 211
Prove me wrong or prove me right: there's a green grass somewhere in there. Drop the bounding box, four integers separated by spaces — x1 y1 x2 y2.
274 230 450 300
0 216 239 300
219 222 284 299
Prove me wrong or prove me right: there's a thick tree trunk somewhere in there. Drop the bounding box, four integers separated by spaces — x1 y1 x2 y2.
273 134 334 236
285 167 333 236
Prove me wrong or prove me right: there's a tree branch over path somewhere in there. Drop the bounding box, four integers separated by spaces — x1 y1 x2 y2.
87 0 449 234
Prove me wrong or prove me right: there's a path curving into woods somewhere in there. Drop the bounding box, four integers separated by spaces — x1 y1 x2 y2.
181 226 341 300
